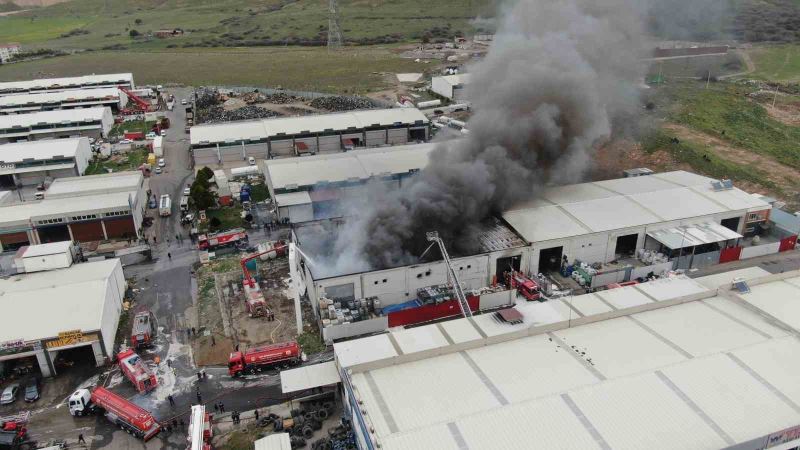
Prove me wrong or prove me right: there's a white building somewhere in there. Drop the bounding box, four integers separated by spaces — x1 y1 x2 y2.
191 108 430 165
0 259 126 377
431 74 470 101
0 137 93 187
335 267 800 450
0 73 134 96
0 107 114 143
0 87 127 114
0 43 20 64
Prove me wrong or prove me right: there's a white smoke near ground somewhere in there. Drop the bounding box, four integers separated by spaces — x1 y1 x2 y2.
306 0 648 276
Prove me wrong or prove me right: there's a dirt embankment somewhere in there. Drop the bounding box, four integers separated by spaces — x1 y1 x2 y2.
7 0 68 6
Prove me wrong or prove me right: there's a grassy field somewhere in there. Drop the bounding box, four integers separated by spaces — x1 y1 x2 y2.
0 0 493 51
749 44 800 81
85 148 148 175
110 119 155 137
0 46 422 92
646 53 744 80
205 207 244 232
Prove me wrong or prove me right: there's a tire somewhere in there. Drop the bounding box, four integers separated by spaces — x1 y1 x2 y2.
302 427 314 439
317 409 329 420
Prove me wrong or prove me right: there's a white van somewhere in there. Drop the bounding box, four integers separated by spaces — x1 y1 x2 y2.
159 194 171 217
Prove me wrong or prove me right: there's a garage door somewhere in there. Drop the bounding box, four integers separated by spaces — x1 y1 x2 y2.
318 135 341 154
387 128 408 145
220 147 242 162
104 217 136 239
0 231 29 250
365 130 386 147
50 168 78 179
38 224 70 243
270 139 293 158
70 221 105 241
244 143 268 159
18 171 47 186
193 148 219 165
295 137 317 154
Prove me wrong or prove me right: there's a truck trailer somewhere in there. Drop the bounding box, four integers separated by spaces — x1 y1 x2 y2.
228 341 300 377
68 387 160 441
131 310 156 349
117 349 158 393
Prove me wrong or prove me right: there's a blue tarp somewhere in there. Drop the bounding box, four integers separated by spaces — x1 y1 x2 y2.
381 299 422 314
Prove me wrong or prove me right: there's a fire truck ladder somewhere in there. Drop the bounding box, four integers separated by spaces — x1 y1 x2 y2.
425 231 472 318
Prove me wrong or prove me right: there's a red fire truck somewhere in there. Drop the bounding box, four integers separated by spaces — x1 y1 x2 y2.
117 349 158 393
68 387 161 441
187 405 213 450
131 310 156 349
197 228 248 251
0 412 29 449
228 341 301 377
505 271 542 301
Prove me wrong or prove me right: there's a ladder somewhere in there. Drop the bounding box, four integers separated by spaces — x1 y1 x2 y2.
426 231 472 318
0 411 30 425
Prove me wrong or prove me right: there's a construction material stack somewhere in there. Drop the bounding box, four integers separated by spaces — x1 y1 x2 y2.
227 341 300 377
68 387 160 440
117 349 158 393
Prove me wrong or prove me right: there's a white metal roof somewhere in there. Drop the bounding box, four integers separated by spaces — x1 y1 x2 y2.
19 241 72 258
274 191 312 207
0 87 120 108
0 73 132 92
0 137 87 163
501 171 771 243
45 171 143 199
265 143 435 190
0 259 122 342
343 270 800 450
191 108 428 145
647 221 742 250
0 191 135 226
280 361 339 394
432 74 471 87
0 107 108 129
254 433 291 450
736 278 800 331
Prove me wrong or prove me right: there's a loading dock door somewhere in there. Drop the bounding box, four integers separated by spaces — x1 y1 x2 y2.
104 217 136 239
495 255 521 283
70 221 105 241
538 246 563 273
0 231 30 251
615 233 638 257
38 224 71 243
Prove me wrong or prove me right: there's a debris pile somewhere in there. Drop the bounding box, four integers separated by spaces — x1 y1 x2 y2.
194 88 221 109
309 96 377 112
262 93 301 104
198 105 282 124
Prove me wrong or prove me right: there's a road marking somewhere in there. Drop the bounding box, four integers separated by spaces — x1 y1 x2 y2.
547 332 606 381
727 353 800 414
627 316 694 359
561 394 612 450
363 371 399 434
655 370 735 445
459 351 508 406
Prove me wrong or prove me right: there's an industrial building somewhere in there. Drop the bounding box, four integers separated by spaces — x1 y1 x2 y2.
264 143 435 222
0 73 134 96
431 74 470 101
0 87 126 114
0 258 125 377
190 108 429 166
0 107 114 143
334 267 800 450
0 172 146 250
0 137 93 188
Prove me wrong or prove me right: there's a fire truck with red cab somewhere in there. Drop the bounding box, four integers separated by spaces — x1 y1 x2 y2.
197 228 248 251
505 271 542 301
187 405 213 450
228 341 301 377
68 387 161 441
117 349 158 393
131 309 156 349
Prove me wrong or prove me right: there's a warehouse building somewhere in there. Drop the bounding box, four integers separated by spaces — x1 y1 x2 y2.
0 176 144 250
44 170 146 200
191 108 429 166
431 74 470 101
334 267 800 450
0 73 134 96
0 107 114 143
0 137 92 188
0 87 126 114
0 258 125 377
264 143 435 222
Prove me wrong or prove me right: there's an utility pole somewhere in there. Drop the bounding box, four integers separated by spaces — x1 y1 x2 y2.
327 0 343 49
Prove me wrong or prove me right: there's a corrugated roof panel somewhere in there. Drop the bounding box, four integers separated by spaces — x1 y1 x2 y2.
438 318 482 344
562 196 661 232
632 302 770 357
737 281 800 332
541 182 616 204
630 187 728 220
502 205 589 242
0 137 85 163
554 316 689 378
367 352 501 433
0 107 108 129
334 334 397 368
569 293 614 316
695 267 771 290
0 73 132 92
702 296 789 339
0 87 120 107
570 373 729 450
597 285 654 309
467 334 600 402
661 353 800 443
390 324 449 354
731 337 800 407
692 185 771 212
652 170 715 187
380 423 460 450
456 395 603 450
593 175 680 195
634 276 709 302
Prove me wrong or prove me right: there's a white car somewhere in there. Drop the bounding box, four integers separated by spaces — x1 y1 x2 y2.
0 384 19 405
158 158 166 167
160 130 167 136
183 187 191 196
154 166 162 174
146 132 157 139
118 139 133 145
181 99 188 105
248 156 256 165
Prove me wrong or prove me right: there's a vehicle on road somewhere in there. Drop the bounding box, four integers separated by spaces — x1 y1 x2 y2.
145 132 157 139
160 129 167 137
148 196 157 209
180 195 189 212
159 194 171 216
0 413 29 449
0 385 19 405
197 228 247 251
117 349 158 393
119 139 133 145
158 158 166 167
154 166 162 174
131 310 156 349
183 187 191 196
23 380 39 403
228 341 300 377
68 387 160 441
181 99 187 105
248 156 256 165
180 213 194 226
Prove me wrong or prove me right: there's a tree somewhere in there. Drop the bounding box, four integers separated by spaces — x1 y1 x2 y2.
129 29 140 38
209 217 222 230
135 18 143 25
189 184 217 211
197 166 214 183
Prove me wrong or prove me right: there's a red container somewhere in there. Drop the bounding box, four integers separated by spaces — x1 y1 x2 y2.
388 296 479 328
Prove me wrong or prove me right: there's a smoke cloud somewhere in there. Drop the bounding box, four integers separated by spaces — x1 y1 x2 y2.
310 0 648 276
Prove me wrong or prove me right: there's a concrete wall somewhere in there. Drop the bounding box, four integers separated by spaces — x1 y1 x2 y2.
99 259 125 358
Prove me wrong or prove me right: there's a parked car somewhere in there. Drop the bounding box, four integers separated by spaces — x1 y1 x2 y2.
160 130 167 137
181 99 188 105
183 187 191 196
0 384 20 405
146 132 157 139
118 139 133 145
155 167 162 174
158 158 166 167
24 379 40 402
148 196 157 208
248 156 256 165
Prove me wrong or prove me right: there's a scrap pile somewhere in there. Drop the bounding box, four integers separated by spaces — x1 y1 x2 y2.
198 105 282 124
194 88 220 109
309 95 377 111
241 92 301 105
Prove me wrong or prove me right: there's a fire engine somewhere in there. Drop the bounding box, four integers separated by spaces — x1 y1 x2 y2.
228 341 300 377
187 405 213 450
505 271 542 301
117 349 158 393
131 309 156 349
68 387 160 441
197 228 248 251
